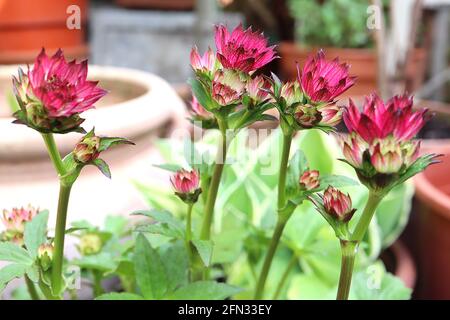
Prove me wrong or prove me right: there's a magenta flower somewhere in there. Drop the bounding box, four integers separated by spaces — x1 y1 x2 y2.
299 170 320 191
190 46 216 74
29 49 107 117
322 186 355 222
343 94 428 143
339 93 438 190
300 50 355 104
214 24 277 73
12 49 107 133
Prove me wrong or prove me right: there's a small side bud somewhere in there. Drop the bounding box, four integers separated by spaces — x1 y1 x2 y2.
322 186 356 223
299 170 320 191
38 243 54 271
73 136 101 164
78 233 103 256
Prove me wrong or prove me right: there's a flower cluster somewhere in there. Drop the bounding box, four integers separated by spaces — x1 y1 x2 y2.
13 49 107 134
340 93 436 190
273 50 355 131
189 24 276 128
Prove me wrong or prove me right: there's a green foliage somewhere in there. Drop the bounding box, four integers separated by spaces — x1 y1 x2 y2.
135 128 413 300
288 0 376 48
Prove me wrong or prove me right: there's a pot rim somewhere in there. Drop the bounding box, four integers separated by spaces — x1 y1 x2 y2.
0 64 187 160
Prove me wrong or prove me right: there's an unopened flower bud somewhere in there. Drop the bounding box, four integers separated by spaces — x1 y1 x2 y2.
73 135 101 164
299 170 320 191
294 104 321 128
38 243 54 271
171 169 202 203
323 186 356 222
79 233 103 256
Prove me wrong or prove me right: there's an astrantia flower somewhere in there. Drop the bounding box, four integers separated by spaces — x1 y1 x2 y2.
171 169 202 203
318 104 343 127
340 93 438 190
322 186 356 222
1 205 39 244
299 170 320 191
212 69 246 106
245 75 270 106
215 24 277 73
12 49 107 133
300 50 355 104
190 46 217 75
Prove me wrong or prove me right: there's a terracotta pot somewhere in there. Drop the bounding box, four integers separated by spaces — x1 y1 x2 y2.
278 42 427 98
115 0 195 10
382 241 417 290
0 65 188 226
0 0 88 64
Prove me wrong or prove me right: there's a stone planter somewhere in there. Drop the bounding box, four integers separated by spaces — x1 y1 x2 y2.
0 65 188 227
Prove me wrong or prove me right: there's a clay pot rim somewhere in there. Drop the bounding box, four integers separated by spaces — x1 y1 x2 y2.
0 64 187 159
389 240 417 289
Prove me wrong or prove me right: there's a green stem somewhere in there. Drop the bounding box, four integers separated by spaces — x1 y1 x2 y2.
199 119 228 240
51 183 72 296
273 254 297 299
334 190 385 300
336 240 358 300
277 133 293 208
185 203 194 279
25 275 40 300
38 279 59 300
254 131 293 300
351 191 384 242
92 270 104 297
41 133 66 176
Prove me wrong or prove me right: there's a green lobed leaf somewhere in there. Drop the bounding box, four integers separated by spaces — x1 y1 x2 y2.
160 241 189 292
24 210 49 259
134 234 168 300
153 163 183 173
167 281 242 300
0 242 33 265
191 240 214 267
0 264 28 292
132 209 185 238
188 78 215 111
318 174 359 190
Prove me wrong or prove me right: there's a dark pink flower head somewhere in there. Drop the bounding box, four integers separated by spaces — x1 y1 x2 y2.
171 169 200 195
322 186 355 222
28 49 107 118
300 50 355 103
343 93 429 143
214 24 277 73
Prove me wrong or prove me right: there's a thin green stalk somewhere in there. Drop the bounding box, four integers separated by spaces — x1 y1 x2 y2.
351 191 384 242
199 119 228 240
335 191 385 300
38 279 59 300
185 203 194 279
25 275 40 300
254 131 293 300
51 183 72 295
336 240 358 300
41 133 66 176
273 254 297 299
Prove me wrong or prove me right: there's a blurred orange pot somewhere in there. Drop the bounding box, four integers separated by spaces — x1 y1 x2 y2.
0 0 88 64
278 42 427 98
